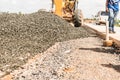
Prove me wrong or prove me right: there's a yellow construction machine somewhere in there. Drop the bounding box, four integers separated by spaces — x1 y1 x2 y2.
51 0 83 27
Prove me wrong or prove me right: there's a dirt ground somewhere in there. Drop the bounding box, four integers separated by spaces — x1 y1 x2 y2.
0 11 120 80
7 37 120 80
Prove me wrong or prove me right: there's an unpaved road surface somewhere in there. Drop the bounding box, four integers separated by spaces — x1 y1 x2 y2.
8 37 120 80
0 11 120 80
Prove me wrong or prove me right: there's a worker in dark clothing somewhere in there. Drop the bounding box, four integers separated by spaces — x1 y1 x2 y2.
106 0 120 33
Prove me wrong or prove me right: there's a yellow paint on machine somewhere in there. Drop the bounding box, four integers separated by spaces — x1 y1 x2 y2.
54 0 63 17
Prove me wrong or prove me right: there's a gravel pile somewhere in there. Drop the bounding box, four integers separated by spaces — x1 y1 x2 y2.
0 11 93 73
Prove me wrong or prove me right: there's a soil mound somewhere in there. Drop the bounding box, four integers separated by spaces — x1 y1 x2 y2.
0 11 92 73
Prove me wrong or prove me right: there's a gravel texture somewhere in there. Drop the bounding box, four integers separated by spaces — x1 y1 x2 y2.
0 11 93 74
0 11 120 80
11 37 120 80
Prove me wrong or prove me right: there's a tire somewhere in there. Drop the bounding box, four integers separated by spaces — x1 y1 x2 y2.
96 22 99 25
73 14 81 27
73 10 83 27
98 22 100 25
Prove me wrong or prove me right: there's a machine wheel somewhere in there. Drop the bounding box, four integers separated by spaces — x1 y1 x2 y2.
73 10 83 27
73 15 81 27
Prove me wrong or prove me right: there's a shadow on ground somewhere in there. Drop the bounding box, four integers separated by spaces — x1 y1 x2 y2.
79 47 114 54
101 63 120 73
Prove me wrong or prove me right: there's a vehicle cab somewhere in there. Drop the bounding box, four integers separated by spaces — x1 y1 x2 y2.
95 11 109 25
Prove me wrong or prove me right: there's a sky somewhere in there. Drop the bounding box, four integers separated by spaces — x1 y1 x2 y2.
0 0 120 18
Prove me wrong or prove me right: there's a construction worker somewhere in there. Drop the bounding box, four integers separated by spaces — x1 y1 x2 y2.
106 0 120 33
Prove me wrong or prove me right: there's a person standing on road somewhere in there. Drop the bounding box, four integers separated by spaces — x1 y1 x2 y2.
106 0 120 33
